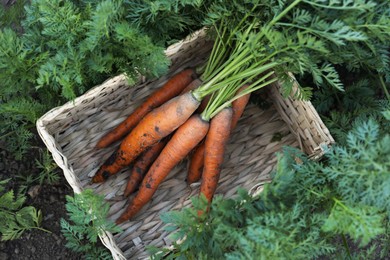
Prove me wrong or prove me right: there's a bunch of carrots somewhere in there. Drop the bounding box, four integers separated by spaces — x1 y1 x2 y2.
91 18 281 224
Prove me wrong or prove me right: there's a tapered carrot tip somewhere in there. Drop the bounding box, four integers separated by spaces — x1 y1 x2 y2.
116 203 140 224
92 168 113 183
92 163 123 183
116 215 126 224
197 204 211 218
91 170 108 183
91 151 121 183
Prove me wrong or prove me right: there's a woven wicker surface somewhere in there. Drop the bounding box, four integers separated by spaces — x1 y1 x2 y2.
37 30 334 259
268 74 334 160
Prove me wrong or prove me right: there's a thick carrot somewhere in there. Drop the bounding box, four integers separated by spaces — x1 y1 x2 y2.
187 85 251 184
123 138 168 197
92 92 201 183
96 68 196 149
199 107 232 204
116 114 210 223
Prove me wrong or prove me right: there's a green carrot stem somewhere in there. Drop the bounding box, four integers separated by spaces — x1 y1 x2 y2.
202 23 228 81
204 61 279 95
207 76 278 120
379 75 390 101
269 0 303 28
204 45 252 85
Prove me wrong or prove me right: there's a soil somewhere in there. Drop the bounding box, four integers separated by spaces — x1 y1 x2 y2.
0 142 88 260
0 184 83 260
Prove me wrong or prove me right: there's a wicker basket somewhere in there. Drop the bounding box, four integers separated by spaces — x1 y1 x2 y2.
36 30 334 260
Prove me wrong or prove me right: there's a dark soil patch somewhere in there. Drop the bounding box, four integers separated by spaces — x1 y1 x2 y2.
0 143 85 260
1 182 83 260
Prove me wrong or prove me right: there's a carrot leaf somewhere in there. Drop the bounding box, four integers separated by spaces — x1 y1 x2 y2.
61 189 122 258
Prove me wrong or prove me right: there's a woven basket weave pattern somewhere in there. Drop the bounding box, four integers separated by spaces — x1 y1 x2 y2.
37 30 334 259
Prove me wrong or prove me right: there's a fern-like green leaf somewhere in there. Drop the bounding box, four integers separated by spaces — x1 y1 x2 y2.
61 189 122 257
322 201 385 246
0 181 43 241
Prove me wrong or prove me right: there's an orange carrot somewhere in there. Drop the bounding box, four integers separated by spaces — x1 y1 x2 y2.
116 114 210 223
91 92 201 183
197 94 211 113
230 85 251 130
180 78 202 94
199 107 232 204
187 85 251 184
123 138 168 197
186 141 205 184
96 68 197 149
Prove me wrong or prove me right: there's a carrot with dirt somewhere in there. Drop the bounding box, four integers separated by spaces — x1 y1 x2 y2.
123 138 168 197
194 70 279 208
186 141 206 184
96 68 197 149
91 91 201 183
187 84 251 184
199 107 233 204
230 85 251 130
116 114 210 223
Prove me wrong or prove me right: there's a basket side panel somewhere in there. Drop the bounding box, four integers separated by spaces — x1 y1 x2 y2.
268 74 335 159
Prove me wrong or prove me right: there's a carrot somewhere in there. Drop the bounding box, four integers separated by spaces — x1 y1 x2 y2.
186 141 205 184
199 107 233 204
230 85 251 130
123 138 168 197
91 91 201 183
96 68 197 149
116 114 210 223
197 94 210 113
180 78 202 94
187 85 250 184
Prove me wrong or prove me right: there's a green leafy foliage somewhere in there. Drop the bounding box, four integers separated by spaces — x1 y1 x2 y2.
61 189 122 259
312 73 390 144
22 0 171 99
322 201 384 246
1 0 207 158
0 0 27 30
15 148 60 194
203 0 390 98
124 0 207 45
277 0 389 95
0 179 44 241
325 119 390 217
34 149 60 185
153 116 390 258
